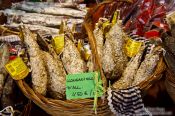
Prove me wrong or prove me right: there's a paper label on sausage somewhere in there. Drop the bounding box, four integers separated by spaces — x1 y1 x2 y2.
5 57 29 80
125 38 143 57
52 34 64 54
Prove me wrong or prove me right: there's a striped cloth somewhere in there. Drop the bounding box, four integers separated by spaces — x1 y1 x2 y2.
107 87 152 116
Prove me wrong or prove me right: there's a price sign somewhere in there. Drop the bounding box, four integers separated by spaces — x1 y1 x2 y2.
66 72 103 100
5 57 29 80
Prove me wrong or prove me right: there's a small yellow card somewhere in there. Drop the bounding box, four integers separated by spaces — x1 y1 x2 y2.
5 57 29 80
52 34 64 54
125 38 143 57
112 10 120 25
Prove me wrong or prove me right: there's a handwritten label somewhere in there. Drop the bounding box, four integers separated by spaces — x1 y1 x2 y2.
125 38 143 57
66 72 103 100
5 57 29 80
52 34 64 54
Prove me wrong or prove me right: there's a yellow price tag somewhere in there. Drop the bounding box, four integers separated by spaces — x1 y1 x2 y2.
52 34 64 54
112 10 120 25
125 38 143 57
5 57 29 80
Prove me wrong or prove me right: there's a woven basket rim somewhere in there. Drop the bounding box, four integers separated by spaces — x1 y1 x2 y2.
16 80 113 115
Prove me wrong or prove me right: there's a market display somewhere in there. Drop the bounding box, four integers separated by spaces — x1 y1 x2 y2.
0 0 175 115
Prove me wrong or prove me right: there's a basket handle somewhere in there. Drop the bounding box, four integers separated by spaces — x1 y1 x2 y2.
83 22 107 90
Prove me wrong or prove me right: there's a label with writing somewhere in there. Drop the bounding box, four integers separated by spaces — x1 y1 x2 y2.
5 57 29 80
125 38 143 57
52 34 64 54
66 72 103 100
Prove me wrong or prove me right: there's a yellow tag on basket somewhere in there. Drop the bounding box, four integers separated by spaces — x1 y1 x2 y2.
5 57 29 80
52 34 64 54
125 38 143 57
112 10 120 25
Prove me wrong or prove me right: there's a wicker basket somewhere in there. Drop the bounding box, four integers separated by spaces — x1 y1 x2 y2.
16 1 166 115
17 80 113 116
16 57 165 116
165 70 175 103
16 46 166 116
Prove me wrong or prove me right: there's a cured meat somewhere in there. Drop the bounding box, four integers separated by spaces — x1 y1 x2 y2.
132 47 162 86
62 34 86 74
2 9 83 27
42 51 66 99
12 1 86 18
113 47 145 89
0 35 21 42
102 23 128 79
21 26 47 95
